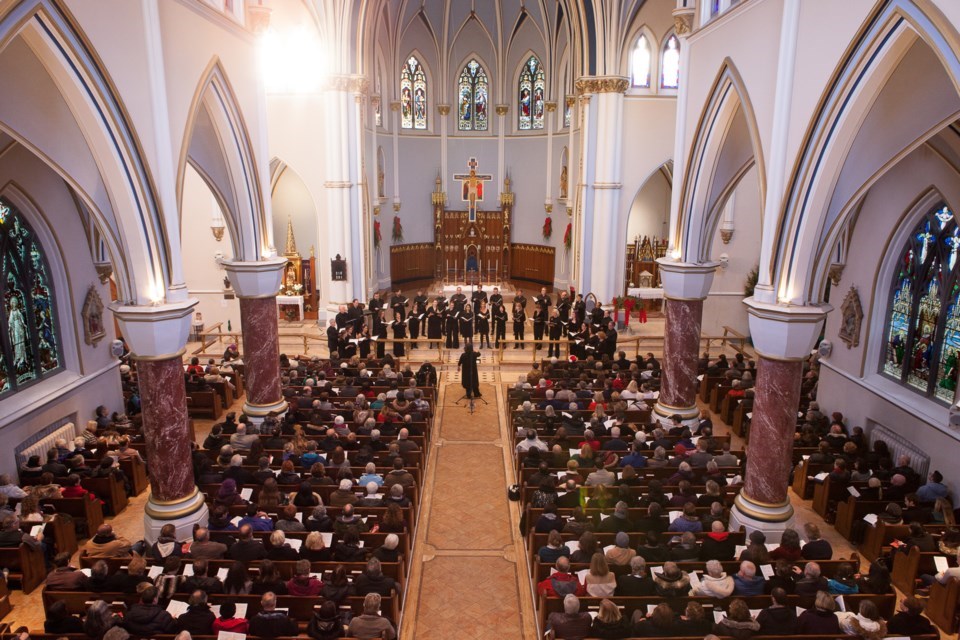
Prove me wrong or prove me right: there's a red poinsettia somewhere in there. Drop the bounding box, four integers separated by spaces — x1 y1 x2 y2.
392 216 404 242
543 215 553 240
563 222 572 250
373 220 382 248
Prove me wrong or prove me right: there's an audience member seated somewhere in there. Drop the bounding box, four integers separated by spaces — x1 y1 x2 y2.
46 551 90 590
85 524 132 557
537 556 585 597
797 590 842 634
692 559 734 598
733 560 765 596
837 599 887 640
122 586 177 637
189 527 227 560
212 601 249 635
801 523 833 560
887 596 938 636
44 600 84 635
248 591 299 639
714 598 760 639
757 587 798 634
176 590 215 636
348 592 397 640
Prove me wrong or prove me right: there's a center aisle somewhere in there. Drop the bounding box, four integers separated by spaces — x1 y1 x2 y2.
401 373 539 640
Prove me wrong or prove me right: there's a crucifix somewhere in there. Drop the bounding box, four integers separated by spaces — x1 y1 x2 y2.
454 157 492 222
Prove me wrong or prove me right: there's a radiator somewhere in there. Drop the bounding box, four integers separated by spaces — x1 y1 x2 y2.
867 421 930 480
15 420 79 469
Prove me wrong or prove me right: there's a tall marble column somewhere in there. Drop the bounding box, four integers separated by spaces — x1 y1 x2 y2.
654 260 718 424
112 299 207 542
223 258 288 422
730 298 829 540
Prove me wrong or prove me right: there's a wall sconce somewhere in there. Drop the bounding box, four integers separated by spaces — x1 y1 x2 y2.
718 253 730 270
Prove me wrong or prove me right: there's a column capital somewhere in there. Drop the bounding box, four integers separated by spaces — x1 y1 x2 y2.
657 259 718 300
110 299 197 359
222 257 286 298
575 76 630 95
744 298 832 361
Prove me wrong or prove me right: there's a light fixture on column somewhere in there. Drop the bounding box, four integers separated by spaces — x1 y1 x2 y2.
211 208 225 242
718 253 729 270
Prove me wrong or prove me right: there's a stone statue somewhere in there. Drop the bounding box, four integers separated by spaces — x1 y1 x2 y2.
559 164 568 200
8 297 29 368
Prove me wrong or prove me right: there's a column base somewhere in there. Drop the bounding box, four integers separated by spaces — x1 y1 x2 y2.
729 493 795 543
143 487 208 544
243 397 289 419
652 401 701 427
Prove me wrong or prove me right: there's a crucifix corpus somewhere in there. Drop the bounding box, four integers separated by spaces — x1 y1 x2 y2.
454 157 492 222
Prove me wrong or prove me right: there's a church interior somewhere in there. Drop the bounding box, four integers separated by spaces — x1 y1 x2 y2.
3 0 960 638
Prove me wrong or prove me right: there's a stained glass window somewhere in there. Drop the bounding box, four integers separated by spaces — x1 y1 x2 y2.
0 198 61 396
631 35 651 88
882 204 960 404
661 35 680 89
519 55 546 130
564 99 572 128
400 56 426 130
458 59 488 131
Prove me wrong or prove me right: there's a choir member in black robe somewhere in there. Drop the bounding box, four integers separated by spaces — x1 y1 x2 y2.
335 304 351 330
459 304 475 342
357 324 372 359
450 287 467 314
445 308 460 349
407 311 419 350
390 289 408 320
557 291 572 322
373 310 387 359
489 287 503 309
492 302 507 348
471 285 487 311
391 312 406 356
426 303 443 348
347 299 365 331
475 302 491 349
339 327 357 359
326 319 339 356
512 301 526 349
368 292 384 317
515 290 527 310
573 294 586 327
533 306 547 350
548 309 563 358
413 289 428 335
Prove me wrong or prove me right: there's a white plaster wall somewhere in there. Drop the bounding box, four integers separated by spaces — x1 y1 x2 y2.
626 171 671 242
271 167 319 266
702 165 762 336
180 165 241 330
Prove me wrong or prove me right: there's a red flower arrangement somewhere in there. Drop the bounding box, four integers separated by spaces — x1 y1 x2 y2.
542 215 553 240
373 220 382 248
563 222 572 250
392 216 404 242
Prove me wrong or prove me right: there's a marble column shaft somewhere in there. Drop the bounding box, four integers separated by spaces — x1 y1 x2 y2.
239 296 283 407
660 298 703 411
137 355 196 502
742 356 803 506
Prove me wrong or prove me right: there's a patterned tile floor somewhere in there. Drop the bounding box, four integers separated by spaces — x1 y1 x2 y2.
400 374 539 640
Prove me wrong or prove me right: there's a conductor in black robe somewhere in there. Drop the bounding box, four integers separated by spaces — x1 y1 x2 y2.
458 343 481 399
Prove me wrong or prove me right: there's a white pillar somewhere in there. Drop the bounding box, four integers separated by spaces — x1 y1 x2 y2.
438 105 450 193
496 105 508 189
574 77 628 303
322 76 366 312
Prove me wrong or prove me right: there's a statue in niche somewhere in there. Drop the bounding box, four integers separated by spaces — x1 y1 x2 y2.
559 164 568 200
82 286 106 347
838 286 863 349
377 166 385 199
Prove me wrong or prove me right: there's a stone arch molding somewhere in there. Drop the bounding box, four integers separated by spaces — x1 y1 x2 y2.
0 0 175 305
675 58 766 265
178 58 266 263
774 0 960 306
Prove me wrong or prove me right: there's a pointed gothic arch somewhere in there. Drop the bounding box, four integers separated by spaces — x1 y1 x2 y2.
774 0 960 305
177 58 265 263
0 1 175 304
675 59 767 265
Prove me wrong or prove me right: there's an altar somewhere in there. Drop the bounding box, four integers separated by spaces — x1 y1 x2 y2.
442 283 506 295
277 295 304 321
626 287 665 312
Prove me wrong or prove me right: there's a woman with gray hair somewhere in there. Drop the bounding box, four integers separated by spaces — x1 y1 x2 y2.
691 559 735 598
373 533 401 563
348 592 397 640
647 446 668 468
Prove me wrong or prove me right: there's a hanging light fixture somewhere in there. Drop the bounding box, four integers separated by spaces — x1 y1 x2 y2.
211 205 225 242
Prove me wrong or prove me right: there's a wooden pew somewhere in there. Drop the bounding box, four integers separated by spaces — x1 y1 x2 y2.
41 497 104 540
891 545 957 596
927 577 960 634
120 456 149 496
82 475 128 516
187 391 222 420
0 543 45 593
